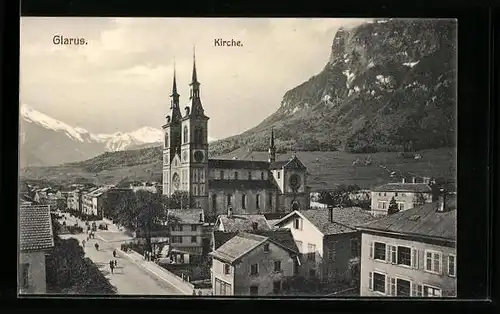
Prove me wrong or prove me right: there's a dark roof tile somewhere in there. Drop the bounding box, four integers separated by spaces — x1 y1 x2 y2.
209 180 278 190
208 159 270 170
19 205 54 252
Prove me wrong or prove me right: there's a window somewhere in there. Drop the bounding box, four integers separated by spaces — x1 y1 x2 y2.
397 246 411 266
351 238 359 257
395 192 399 197
241 194 246 209
215 278 232 296
268 193 273 207
194 127 203 144
328 242 337 262
249 285 259 296
424 250 442 274
256 194 260 209
171 236 182 243
274 260 282 272
227 194 232 206
183 126 188 143
309 269 316 277
191 225 197 232
261 172 265 180
371 272 386 294
377 201 387 209
448 254 456 277
273 281 282 294
250 263 259 276
396 278 411 296
191 236 197 243
164 133 169 147
220 170 224 179
264 243 270 253
423 285 442 297
234 172 238 180
224 264 231 275
193 185 198 196
212 194 217 211
295 240 303 253
248 171 252 180
277 171 280 179
373 242 386 261
20 263 29 289
384 192 387 196
252 222 259 230
293 218 301 230
398 202 405 211
307 243 316 261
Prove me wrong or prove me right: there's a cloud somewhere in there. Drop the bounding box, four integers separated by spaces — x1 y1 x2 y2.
20 17 369 138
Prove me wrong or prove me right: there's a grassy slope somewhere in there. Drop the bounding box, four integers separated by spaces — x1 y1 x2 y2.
20 147 456 191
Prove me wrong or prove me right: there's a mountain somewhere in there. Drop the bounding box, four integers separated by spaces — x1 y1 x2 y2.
209 18 457 155
20 104 164 167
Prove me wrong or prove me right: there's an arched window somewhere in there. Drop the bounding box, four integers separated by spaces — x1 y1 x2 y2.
212 194 217 213
194 127 204 144
164 133 169 148
256 194 260 209
242 194 246 209
183 126 188 143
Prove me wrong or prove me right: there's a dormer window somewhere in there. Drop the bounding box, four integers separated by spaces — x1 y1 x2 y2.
252 222 258 230
264 243 270 253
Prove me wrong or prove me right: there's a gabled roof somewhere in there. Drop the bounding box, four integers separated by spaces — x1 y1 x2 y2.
210 232 268 264
208 159 270 170
356 195 457 241
213 228 298 254
168 209 204 224
217 214 271 232
19 205 54 252
269 156 306 170
208 180 278 191
372 183 432 193
275 207 377 236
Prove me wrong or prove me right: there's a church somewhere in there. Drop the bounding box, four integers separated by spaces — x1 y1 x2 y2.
162 52 310 216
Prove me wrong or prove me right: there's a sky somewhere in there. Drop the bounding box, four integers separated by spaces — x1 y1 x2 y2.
20 17 368 139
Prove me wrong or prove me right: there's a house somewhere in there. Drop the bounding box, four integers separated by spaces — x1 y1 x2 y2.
370 178 434 216
209 231 299 296
19 205 55 294
167 208 205 264
273 207 377 288
214 208 272 232
82 187 107 216
356 191 456 297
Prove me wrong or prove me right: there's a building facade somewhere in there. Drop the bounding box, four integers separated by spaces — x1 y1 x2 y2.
357 193 456 297
161 52 309 216
167 209 205 263
370 179 434 216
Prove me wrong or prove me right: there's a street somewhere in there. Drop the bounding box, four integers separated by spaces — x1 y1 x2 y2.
58 214 183 295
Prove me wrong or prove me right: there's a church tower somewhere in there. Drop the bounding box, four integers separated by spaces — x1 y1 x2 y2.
268 128 276 163
162 63 183 196
179 48 210 210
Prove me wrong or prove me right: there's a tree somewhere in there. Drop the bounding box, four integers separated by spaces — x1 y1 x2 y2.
388 196 399 215
318 185 361 208
164 191 194 209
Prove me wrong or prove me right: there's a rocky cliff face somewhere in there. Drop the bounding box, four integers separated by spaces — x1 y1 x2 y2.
209 18 457 156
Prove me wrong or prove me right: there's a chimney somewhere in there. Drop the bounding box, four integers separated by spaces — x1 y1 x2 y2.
252 222 258 230
402 177 406 183
227 206 233 218
328 205 334 222
437 188 446 212
423 177 431 184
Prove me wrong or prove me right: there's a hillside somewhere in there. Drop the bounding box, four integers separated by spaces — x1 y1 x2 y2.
20 147 456 191
209 18 457 155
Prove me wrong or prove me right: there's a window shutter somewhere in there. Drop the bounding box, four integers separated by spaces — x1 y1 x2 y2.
439 254 443 275
385 245 390 263
411 282 417 297
368 272 373 291
369 242 373 259
385 275 390 295
416 284 422 297
411 248 417 269
390 277 396 296
391 245 397 264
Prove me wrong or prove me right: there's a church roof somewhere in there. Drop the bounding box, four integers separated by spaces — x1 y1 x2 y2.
269 156 306 170
208 159 270 170
208 179 278 191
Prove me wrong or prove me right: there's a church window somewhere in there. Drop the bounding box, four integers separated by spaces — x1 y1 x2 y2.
261 172 265 180
200 170 204 182
200 185 205 195
242 194 246 209
212 194 217 212
220 170 224 180
193 185 198 196
234 172 238 180
183 126 188 143
248 171 252 180
164 133 169 148
194 127 203 144
227 194 232 206
256 194 261 209
193 169 198 182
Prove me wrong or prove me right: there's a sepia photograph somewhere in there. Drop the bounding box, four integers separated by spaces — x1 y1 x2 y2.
19 17 457 297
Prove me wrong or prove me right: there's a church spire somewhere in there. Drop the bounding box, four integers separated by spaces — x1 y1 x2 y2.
188 46 206 118
268 128 276 163
191 46 198 84
169 60 181 123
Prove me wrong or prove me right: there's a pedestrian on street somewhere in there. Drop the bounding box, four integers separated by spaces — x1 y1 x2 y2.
95 243 99 251
113 249 117 258
114 260 118 267
109 260 115 274
82 239 86 247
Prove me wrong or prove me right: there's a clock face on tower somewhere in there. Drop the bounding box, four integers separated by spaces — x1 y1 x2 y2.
172 172 180 190
183 151 188 162
289 174 301 191
194 150 204 163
